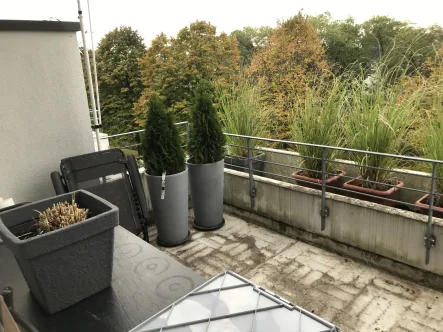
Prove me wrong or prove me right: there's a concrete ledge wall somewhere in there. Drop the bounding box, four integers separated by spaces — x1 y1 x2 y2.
224 169 443 279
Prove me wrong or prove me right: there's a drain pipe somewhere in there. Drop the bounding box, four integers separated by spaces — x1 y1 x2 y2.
77 0 101 151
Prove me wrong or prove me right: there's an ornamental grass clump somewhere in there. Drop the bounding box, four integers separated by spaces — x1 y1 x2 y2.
344 60 425 190
292 77 347 178
218 80 271 157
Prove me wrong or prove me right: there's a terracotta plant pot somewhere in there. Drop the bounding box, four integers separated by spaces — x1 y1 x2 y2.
343 178 404 207
291 170 346 194
415 194 443 219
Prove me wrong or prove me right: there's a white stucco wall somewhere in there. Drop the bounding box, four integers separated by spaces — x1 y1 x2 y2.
0 30 94 202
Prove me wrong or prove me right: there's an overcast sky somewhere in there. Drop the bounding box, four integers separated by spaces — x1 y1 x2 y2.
4 0 443 49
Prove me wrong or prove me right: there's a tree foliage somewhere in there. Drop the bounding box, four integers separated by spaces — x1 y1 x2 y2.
308 13 443 76
188 80 226 164
247 13 329 140
136 21 240 126
360 16 408 59
231 26 273 66
95 26 146 136
142 95 185 176
387 25 443 76
401 46 443 155
307 12 364 74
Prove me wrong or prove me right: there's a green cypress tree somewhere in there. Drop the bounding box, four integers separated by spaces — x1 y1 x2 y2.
188 80 226 164
142 95 185 176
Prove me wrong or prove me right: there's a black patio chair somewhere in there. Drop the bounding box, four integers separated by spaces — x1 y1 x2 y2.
50 149 150 242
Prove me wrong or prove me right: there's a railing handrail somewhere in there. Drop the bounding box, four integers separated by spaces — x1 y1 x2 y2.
224 133 443 165
103 125 441 265
104 129 145 139
101 122 189 140
104 125 443 165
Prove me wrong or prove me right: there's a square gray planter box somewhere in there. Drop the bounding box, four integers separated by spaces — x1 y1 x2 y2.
0 190 119 314
225 153 265 176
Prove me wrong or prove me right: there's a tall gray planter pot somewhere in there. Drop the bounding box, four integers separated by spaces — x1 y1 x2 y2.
187 159 225 231
0 190 118 314
146 169 191 246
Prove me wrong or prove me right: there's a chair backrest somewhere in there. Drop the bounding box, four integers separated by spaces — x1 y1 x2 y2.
59 149 148 238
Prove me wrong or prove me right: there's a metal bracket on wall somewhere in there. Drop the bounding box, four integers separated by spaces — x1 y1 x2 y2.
425 163 437 265
424 234 436 249
321 207 329 218
320 147 328 231
424 234 436 265
247 138 256 209
248 173 256 209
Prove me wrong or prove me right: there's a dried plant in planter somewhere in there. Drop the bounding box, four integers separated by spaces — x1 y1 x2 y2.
18 197 89 240
36 199 89 235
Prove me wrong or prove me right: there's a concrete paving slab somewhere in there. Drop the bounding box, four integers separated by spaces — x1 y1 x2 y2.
149 211 443 332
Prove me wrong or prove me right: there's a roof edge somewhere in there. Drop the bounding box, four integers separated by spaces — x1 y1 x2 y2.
0 20 80 32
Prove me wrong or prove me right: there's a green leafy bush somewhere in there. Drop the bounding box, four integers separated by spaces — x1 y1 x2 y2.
142 95 185 175
292 78 346 178
218 80 271 157
188 80 226 164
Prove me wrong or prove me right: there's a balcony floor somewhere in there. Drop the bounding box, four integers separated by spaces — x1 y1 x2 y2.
149 211 443 332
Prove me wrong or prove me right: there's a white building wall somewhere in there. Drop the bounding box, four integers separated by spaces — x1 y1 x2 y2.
0 27 94 202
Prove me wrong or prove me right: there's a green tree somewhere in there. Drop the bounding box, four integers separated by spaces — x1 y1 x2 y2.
136 21 240 126
308 13 363 74
142 95 185 176
389 25 443 75
96 26 146 137
231 26 273 66
188 80 226 164
360 17 443 77
361 16 408 59
308 13 443 77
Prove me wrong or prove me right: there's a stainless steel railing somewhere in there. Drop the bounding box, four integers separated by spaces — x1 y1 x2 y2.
101 121 190 158
105 127 443 265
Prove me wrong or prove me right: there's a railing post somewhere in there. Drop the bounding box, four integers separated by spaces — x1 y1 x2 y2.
320 147 329 231
186 122 190 151
425 162 437 265
247 138 256 209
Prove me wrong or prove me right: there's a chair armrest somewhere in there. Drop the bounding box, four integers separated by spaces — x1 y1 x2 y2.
50 171 68 195
127 155 150 220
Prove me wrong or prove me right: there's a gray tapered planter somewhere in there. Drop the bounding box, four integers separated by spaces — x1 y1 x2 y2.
146 168 191 246
0 190 118 314
187 159 225 231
